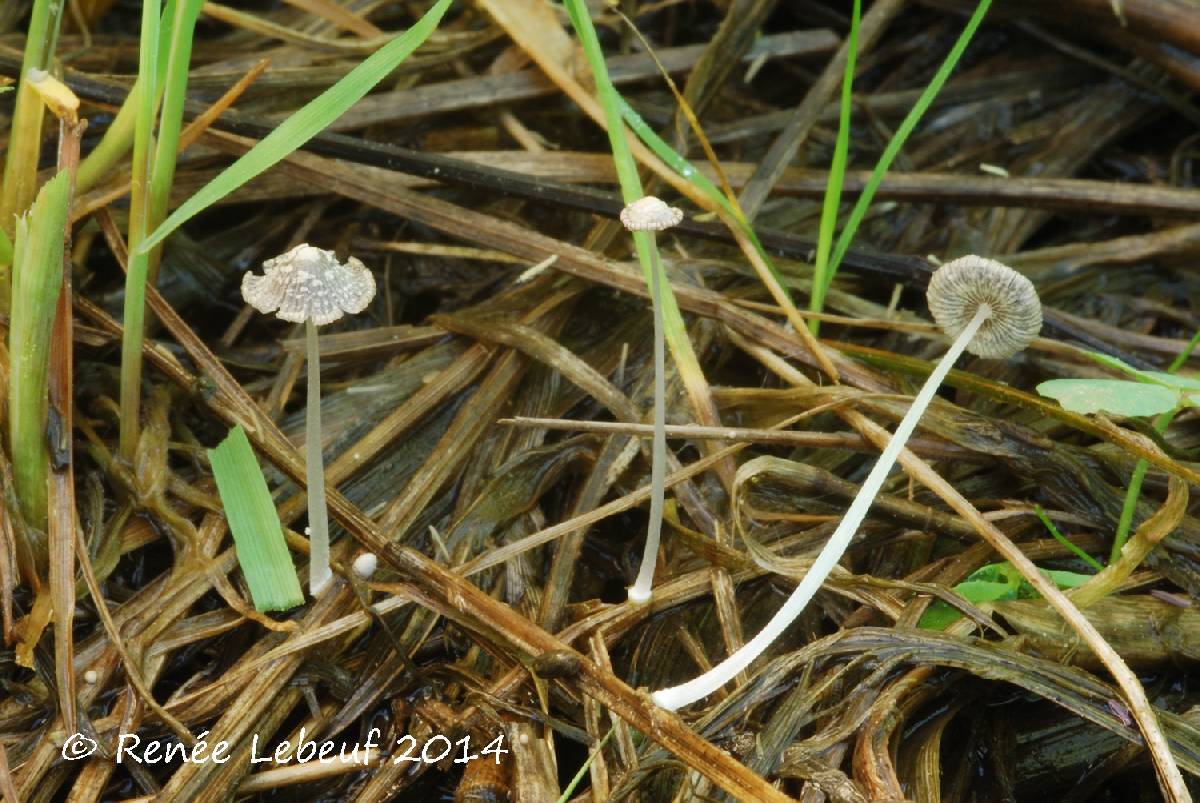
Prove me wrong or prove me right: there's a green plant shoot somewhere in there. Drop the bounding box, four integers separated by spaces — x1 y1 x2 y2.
209 426 304 612
8 171 70 532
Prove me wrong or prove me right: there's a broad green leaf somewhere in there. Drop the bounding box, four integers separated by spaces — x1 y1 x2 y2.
1037 378 1178 417
139 0 453 253
963 562 1021 589
209 426 304 612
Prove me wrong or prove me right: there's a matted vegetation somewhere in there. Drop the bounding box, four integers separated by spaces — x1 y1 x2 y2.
3 0 1200 800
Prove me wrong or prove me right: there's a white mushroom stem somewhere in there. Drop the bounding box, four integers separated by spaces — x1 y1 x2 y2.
652 303 992 711
628 234 669 604
306 319 333 596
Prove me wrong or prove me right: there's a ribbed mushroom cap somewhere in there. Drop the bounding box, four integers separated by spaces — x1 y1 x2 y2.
242 244 376 325
926 255 1042 359
619 196 683 232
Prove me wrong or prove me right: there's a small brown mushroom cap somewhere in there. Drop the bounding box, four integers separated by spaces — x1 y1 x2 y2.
241 244 376 325
926 255 1042 359
619 196 683 232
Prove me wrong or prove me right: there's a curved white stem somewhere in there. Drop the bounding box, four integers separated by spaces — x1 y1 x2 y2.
652 304 992 710
306 319 333 596
629 234 668 604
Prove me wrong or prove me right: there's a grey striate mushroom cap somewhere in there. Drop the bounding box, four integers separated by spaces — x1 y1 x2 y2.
926 255 1042 359
619 196 683 232
241 243 376 326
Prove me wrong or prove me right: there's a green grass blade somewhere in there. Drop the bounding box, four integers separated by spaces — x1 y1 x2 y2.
1034 505 1103 571
563 0 641 200
118 0 162 460
138 0 453 254
147 0 203 280
616 97 728 212
556 728 614 803
209 426 304 612
562 0 708 378
76 0 181 194
1168 329 1200 373
826 0 992 280
809 0 860 331
612 69 797 318
8 171 69 531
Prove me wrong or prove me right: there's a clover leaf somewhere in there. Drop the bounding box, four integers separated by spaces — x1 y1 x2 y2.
1037 349 1200 417
1036 378 1180 416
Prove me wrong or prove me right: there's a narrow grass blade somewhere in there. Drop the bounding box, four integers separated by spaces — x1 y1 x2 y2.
209 426 304 612
556 728 613 803
1034 505 1103 571
139 0 453 254
617 98 729 209
118 0 163 460
8 171 70 532
147 0 203 282
809 0 860 330
826 0 992 279
612 54 833 375
75 0 180 194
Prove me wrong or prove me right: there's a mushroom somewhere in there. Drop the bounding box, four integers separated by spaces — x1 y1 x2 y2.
242 243 376 595
651 255 1042 710
620 196 683 604
620 196 684 232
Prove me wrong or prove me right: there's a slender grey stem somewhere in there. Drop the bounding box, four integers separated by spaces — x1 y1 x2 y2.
629 233 668 603
306 318 332 595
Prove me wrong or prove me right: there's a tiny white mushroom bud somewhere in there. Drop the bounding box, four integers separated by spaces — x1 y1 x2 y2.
83 670 98 685
619 196 683 232
353 552 378 580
